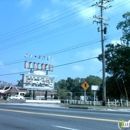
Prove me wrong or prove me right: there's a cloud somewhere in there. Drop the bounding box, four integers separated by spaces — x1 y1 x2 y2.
51 0 68 5
72 65 84 72
40 9 52 20
20 0 32 7
112 0 130 9
105 0 130 16
51 0 96 20
51 0 59 3
68 1 96 20
111 40 122 46
0 61 4 66
10 68 19 73
92 48 101 57
78 7 96 20
76 48 101 59
39 9 60 22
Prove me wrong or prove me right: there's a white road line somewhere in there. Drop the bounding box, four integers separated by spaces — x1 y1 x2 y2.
53 125 79 130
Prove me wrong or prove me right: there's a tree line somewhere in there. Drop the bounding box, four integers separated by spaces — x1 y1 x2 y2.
54 76 102 99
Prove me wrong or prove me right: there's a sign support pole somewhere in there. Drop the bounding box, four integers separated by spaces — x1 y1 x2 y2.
94 90 96 106
84 90 86 105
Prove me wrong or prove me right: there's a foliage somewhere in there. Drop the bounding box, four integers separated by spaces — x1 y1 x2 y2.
24 93 30 97
116 12 130 46
54 75 102 99
16 79 23 87
98 43 130 100
3 94 8 100
98 12 130 100
58 88 68 99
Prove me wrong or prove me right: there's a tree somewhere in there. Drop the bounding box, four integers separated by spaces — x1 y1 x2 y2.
58 89 68 99
54 79 67 90
54 76 102 99
85 75 102 98
98 12 130 100
98 43 130 100
16 79 23 87
117 12 130 46
85 75 102 87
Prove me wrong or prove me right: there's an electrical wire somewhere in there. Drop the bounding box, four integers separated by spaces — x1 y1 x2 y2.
0 31 122 66
0 1 94 41
0 0 128 42
0 0 128 76
0 0 93 38
0 31 122 67
0 0 128 52
0 56 98 76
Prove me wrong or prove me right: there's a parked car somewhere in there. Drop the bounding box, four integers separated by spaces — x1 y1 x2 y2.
8 95 25 100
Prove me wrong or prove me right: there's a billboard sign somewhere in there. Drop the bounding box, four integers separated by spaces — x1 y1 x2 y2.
33 62 39 70
91 85 99 91
49 65 53 72
24 61 53 72
24 61 31 69
41 64 46 70
23 72 55 90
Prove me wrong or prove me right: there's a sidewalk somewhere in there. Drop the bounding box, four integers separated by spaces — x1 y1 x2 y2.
0 99 130 111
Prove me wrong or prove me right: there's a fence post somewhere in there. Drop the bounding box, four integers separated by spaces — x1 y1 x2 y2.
126 100 128 107
121 99 123 107
108 99 110 107
115 99 117 107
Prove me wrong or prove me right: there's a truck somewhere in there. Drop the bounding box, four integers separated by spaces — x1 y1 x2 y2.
80 96 89 101
8 95 25 100
80 96 96 101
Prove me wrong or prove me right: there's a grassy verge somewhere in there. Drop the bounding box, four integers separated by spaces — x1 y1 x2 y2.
60 103 130 110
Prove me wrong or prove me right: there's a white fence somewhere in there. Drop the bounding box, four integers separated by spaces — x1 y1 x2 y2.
61 99 130 107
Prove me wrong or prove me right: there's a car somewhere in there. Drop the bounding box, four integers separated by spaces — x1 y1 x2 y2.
8 95 25 100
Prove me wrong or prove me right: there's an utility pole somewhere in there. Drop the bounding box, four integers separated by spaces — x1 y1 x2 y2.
92 0 113 106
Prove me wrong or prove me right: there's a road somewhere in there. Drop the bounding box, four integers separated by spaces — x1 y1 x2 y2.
0 104 129 130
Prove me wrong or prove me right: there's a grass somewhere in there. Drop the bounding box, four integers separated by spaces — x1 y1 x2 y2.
61 103 130 110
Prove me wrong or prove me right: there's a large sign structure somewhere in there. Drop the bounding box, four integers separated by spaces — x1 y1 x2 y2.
23 71 55 90
24 61 53 72
23 54 55 92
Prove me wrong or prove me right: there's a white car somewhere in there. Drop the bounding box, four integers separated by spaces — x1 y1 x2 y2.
8 95 25 100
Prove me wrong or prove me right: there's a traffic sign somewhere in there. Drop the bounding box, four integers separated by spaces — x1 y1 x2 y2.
81 81 89 91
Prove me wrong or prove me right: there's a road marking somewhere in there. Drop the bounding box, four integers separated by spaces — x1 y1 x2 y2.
53 125 79 130
0 108 118 123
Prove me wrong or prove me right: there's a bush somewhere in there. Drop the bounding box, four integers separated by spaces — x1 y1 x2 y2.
3 95 8 100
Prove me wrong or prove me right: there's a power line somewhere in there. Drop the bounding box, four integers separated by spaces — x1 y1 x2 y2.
0 56 97 76
0 1 94 41
0 2 126 43
1 0 127 40
0 1 92 38
0 31 122 66
54 56 98 67
0 1 127 52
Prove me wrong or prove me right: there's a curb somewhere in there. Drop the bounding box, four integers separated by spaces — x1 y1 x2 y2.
69 106 88 109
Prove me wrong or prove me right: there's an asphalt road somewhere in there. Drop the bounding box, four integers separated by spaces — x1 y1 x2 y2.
0 104 130 130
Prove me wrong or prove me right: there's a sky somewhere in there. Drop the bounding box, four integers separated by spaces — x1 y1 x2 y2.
0 0 130 85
